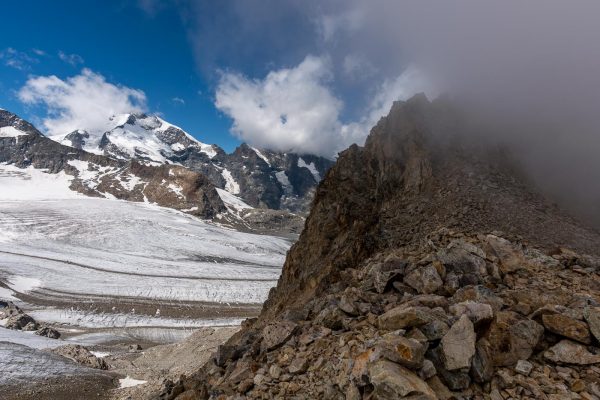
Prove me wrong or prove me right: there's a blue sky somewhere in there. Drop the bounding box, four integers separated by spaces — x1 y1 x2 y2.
0 0 431 156
0 1 244 150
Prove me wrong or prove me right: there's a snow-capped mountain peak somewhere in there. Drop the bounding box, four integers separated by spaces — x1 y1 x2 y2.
52 113 217 164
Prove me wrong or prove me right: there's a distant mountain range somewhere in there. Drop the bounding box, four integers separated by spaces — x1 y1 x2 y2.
0 109 333 234
51 113 334 213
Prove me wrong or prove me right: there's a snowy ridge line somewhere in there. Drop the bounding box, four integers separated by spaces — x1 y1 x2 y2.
0 250 280 281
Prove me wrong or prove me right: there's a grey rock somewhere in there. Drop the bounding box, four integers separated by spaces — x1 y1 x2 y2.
441 314 476 370
515 359 533 376
583 306 600 343
427 346 471 390
470 339 494 383
35 326 61 339
421 319 450 341
261 320 298 352
449 301 494 327
404 264 443 294
419 359 437 380
544 340 600 365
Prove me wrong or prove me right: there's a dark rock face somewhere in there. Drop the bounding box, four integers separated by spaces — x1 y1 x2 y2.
166 95 600 399
175 142 333 213
0 110 225 218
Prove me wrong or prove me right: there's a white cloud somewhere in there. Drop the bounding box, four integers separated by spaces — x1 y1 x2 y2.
172 97 185 105
18 68 147 136
0 48 39 70
215 55 344 157
58 51 84 66
215 56 434 157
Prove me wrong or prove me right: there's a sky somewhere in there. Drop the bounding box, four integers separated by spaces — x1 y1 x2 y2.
0 0 431 156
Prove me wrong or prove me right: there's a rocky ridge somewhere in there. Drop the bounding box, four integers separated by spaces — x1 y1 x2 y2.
159 95 600 399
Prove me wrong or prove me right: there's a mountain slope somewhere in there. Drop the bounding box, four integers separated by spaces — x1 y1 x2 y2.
0 110 224 218
50 113 334 213
166 95 600 399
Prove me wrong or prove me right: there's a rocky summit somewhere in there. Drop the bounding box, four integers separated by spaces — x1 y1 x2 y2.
157 95 600 399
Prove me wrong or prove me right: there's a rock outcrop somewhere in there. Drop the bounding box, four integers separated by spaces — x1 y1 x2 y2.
153 95 600 399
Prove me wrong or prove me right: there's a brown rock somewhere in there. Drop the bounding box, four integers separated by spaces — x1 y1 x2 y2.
368 360 437 399
485 311 544 366
378 306 435 331
542 313 592 344
377 335 426 369
50 344 108 370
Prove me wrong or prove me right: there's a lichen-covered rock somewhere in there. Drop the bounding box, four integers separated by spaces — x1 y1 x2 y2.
542 313 592 344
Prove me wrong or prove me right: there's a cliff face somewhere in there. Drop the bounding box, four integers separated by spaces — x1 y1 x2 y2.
265 94 600 317
164 95 600 400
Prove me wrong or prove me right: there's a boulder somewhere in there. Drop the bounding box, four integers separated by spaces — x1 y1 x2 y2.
427 346 471 390
378 306 435 331
35 326 61 339
449 301 494 327
313 305 346 330
544 340 600 365
403 264 443 294
451 285 504 312
484 311 544 366
583 306 600 343
51 344 108 370
421 319 450 341
441 314 476 370
261 320 298 352
376 335 426 369
368 360 437 399
542 313 591 344
484 235 528 273
4 313 36 330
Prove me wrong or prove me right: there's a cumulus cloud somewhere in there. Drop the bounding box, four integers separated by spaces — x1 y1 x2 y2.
58 51 84 66
215 56 432 157
18 68 147 136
